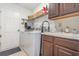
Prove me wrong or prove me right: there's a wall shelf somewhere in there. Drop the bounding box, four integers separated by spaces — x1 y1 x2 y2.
28 9 47 21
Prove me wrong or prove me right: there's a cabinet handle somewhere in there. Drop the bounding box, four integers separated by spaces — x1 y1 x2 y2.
0 42 1 47
0 35 2 38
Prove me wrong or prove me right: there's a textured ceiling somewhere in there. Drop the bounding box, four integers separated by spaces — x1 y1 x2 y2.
16 3 41 10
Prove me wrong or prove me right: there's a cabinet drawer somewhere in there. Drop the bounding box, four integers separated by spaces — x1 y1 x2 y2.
48 3 59 19
54 45 79 56
42 35 54 42
54 37 79 51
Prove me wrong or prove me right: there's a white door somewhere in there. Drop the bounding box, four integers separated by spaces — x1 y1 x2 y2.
0 10 20 52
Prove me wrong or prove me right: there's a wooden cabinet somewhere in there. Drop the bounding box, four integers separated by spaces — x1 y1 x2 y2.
54 37 79 51
74 4 79 12
43 41 53 56
54 45 79 56
60 3 75 15
54 37 79 56
48 3 79 19
42 35 53 42
48 3 59 19
60 3 79 15
41 35 79 56
41 35 54 56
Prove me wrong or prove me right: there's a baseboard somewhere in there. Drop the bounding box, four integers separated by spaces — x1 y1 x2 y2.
0 47 21 56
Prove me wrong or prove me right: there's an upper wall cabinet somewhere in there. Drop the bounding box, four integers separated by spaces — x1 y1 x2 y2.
48 3 79 20
60 3 75 15
48 3 59 19
60 3 79 15
74 4 79 12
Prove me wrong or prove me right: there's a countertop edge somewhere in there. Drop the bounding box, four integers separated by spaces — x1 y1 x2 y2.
41 33 79 40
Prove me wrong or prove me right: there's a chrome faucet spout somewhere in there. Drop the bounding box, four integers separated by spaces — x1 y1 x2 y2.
41 21 50 32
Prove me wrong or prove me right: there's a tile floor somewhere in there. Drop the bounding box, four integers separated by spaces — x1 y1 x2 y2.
10 51 27 56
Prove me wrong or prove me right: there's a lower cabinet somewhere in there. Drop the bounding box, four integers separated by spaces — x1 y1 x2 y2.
43 41 53 56
54 45 79 56
41 35 79 56
41 35 54 56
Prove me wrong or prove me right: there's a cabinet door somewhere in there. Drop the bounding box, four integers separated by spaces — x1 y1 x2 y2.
60 3 75 15
54 45 79 56
42 41 53 56
48 3 59 19
74 3 79 12
42 35 53 43
54 37 79 52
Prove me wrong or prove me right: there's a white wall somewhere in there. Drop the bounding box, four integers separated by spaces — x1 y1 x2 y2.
33 15 56 32
0 3 32 51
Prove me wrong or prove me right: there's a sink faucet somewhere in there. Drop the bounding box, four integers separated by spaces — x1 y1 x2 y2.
41 21 50 32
